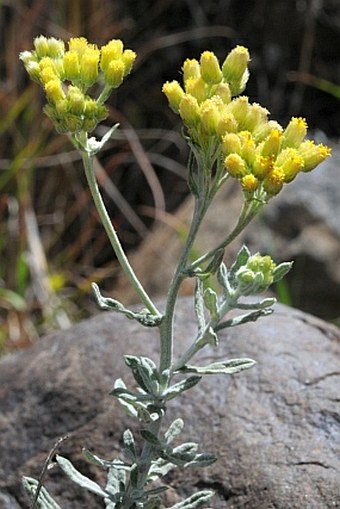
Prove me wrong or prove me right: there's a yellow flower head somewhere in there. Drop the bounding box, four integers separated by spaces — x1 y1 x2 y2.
200 51 223 84
225 153 248 178
263 167 285 196
162 81 185 113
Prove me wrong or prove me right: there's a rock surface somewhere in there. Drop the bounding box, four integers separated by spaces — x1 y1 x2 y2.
0 299 339 508
115 142 340 320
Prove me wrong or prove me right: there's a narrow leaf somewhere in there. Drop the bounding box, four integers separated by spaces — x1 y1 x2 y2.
203 288 219 321
140 429 163 448
164 418 184 444
272 261 293 283
164 376 202 401
22 477 62 509
184 452 217 468
168 490 214 508
215 308 273 330
56 455 108 498
180 358 256 375
194 278 206 334
123 429 136 461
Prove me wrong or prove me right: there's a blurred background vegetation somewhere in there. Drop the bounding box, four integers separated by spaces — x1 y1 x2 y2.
1 0 339 352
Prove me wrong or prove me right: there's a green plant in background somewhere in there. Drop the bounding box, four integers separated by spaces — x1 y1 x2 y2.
20 37 331 509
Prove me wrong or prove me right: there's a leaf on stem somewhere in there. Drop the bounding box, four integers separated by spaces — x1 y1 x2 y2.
56 455 108 498
167 489 214 508
215 307 273 330
179 358 256 375
22 477 62 509
124 355 160 396
92 283 162 327
164 418 185 444
163 376 202 401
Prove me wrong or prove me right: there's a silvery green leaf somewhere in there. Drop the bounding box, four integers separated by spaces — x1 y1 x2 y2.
123 429 136 461
129 463 139 488
124 355 160 395
180 358 256 375
164 418 184 444
56 455 108 498
229 245 251 284
164 376 202 401
22 477 62 509
194 278 206 334
217 262 228 289
82 448 109 467
86 124 119 154
111 386 154 403
92 283 162 327
111 379 138 418
166 442 198 465
148 458 176 480
168 489 214 508
233 297 276 310
140 429 163 448
106 464 126 497
272 261 293 283
146 485 169 497
203 288 219 321
204 326 218 347
184 452 217 468
215 308 273 330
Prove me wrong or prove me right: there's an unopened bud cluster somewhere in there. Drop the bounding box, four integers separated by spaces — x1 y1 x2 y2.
162 46 331 199
235 253 288 295
20 35 136 133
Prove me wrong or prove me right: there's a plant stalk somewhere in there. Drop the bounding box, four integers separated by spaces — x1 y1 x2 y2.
81 150 160 317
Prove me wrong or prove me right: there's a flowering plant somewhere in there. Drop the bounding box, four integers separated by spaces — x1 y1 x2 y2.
20 37 331 509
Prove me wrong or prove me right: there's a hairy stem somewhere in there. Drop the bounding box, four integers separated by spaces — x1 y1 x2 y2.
81 149 160 316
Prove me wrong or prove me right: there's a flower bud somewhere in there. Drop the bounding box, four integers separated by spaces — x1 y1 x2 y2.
47 37 65 59
240 132 256 165
252 155 273 180
68 37 89 57
33 35 50 58
104 59 125 87
63 51 80 81
225 153 248 178
200 99 221 135
179 94 200 126
200 51 222 84
241 174 259 195
80 48 100 86
185 77 208 103
276 148 304 182
283 117 307 148
162 81 185 113
222 45 250 95
216 112 238 137
67 86 85 115
298 140 331 172
122 49 136 76
263 167 285 196
261 129 282 158
100 39 124 73
182 58 201 83
222 133 242 155
214 82 231 104
44 79 65 104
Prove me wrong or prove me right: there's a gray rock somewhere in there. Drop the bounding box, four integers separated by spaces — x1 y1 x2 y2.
0 299 339 508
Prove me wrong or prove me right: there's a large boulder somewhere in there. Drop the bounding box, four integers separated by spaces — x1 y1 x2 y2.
0 299 339 508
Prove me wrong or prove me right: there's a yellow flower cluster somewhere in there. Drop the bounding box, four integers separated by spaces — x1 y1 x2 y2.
162 46 331 199
20 35 136 133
